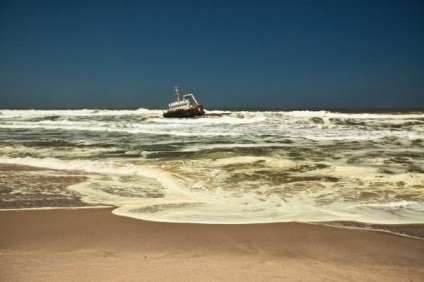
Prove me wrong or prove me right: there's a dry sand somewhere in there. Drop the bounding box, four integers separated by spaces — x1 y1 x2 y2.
1 208 423 281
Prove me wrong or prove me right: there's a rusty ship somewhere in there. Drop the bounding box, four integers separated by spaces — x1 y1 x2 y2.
163 86 205 118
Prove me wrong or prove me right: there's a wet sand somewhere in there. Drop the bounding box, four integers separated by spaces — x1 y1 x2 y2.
0 164 92 209
1 209 423 281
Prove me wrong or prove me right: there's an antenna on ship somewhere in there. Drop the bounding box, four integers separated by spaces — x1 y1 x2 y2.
174 86 180 101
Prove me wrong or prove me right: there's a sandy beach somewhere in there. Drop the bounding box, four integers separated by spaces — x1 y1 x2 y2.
1 208 423 281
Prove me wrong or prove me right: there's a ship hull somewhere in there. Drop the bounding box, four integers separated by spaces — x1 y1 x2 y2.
163 105 205 118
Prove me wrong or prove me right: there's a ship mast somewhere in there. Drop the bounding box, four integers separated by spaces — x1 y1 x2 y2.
174 86 180 101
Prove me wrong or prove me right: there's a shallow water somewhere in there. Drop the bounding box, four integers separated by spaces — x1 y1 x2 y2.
0 108 423 224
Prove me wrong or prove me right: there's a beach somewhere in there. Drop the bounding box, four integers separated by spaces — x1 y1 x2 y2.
1 208 423 281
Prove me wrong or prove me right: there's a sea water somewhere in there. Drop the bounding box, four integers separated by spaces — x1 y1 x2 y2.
0 108 423 224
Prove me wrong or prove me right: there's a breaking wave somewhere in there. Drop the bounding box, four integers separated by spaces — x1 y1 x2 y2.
0 108 423 224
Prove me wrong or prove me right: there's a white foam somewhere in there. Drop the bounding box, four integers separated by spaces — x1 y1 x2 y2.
151 114 266 125
0 108 162 118
0 122 240 136
0 156 185 195
361 201 422 209
1 109 423 140
1 109 424 225
283 110 424 119
2 154 424 224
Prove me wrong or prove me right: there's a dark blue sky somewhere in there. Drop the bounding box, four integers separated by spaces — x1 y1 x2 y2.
1 0 423 109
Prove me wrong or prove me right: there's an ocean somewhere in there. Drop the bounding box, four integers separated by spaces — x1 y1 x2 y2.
1 108 423 226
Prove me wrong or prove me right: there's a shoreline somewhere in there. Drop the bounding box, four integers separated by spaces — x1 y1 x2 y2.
0 205 424 240
2 206 423 240
1 163 423 240
1 208 423 281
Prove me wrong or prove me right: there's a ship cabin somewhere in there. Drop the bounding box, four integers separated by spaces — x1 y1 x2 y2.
168 99 191 111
